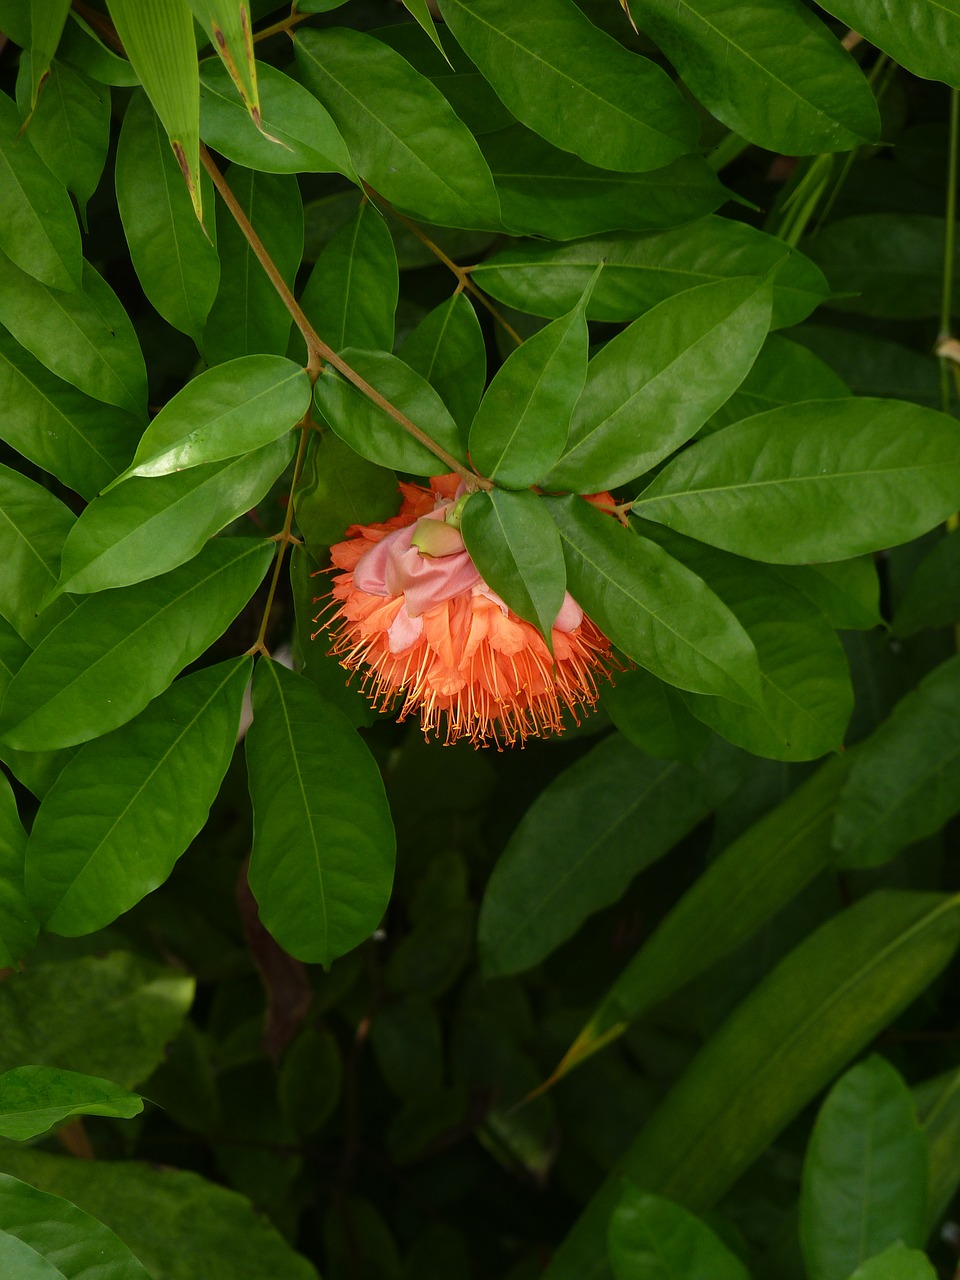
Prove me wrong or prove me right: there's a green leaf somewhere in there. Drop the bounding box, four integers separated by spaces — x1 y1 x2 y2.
608 1186 749 1280
313 347 467 476
601 666 711 762
22 0 72 110
371 995 443 1101
0 89 81 292
0 951 194 1085
297 200 397 357
478 734 740 977
16 57 110 218
482 126 726 241
0 1172 153 1279
279 1024 343 1135
774 558 880 631
0 253 148 418
245 659 396 967
544 890 960 1280
814 0 960 90
295 28 502 232
203 167 303 365
117 355 310 482
0 462 76 644
398 0 451 62
438 0 698 172
460 489 566 639
627 0 879 154
847 1246 936 1280
800 1056 927 1280
0 1067 143 1141
557 755 849 1081
635 399 960 563
919 1067 960 1232
58 13 141 87
0 316 139 500
294 431 397 552
802 215 952 319
398 293 486 436
471 218 829 329
0 1148 320 1280
833 655 960 868
56 437 294 596
0 770 36 969
25 657 250 934
893 531 960 635
116 89 219 346
546 276 773 492
0 538 273 751
546 495 763 707
199 58 355 178
791 325 940 407
469 275 594 487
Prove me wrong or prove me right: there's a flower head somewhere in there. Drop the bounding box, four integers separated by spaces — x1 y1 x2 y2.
313 475 615 747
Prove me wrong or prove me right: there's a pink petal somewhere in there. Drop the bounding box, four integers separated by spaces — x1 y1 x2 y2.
554 593 583 633
387 607 424 654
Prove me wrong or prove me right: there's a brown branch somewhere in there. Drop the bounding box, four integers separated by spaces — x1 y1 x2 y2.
253 8 314 44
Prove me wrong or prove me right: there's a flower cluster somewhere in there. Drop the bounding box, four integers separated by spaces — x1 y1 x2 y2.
313 475 614 747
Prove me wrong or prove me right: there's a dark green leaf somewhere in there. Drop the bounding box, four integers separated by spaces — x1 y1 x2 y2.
21 0 72 110
57 437 293 595
0 770 36 969
848 1247 936 1280
117 355 310 482
25 658 250 934
0 538 273 751
478 734 740 977
313 347 466 476
601 666 711 762
0 1067 143 1141
245 659 396 966
791 324 941 407
471 218 829 328
295 28 501 231
482 126 725 241
294 431 398 552
16 58 110 217
0 462 75 643
461 489 566 638
628 0 879 154
58 13 141 87
546 276 773 492
116 89 219 346
439 0 697 172
893 531 960 635
608 1186 749 1280
635 399 960 563
200 58 355 178
399 293 485 437
0 254 148 417
833 655 960 868
774 558 881 631
203 167 302 365
800 1056 927 1280
0 89 81 291
814 0 960 90
546 495 763 706
469 276 593 487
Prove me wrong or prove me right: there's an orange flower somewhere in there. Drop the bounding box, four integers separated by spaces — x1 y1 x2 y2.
312 474 615 747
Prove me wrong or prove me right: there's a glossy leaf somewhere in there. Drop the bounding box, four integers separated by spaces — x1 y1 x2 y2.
556 755 850 1081
56 437 293 596
0 462 75 644
203 167 303 365
627 0 880 154
0 538 273 751
0 770 36 970
0 1066 143 1140
544 891 960 1280
608 1186 749 1280
460 489 566 638
546 495 763 707
294 431 397 551
478 734 740 977
482 126 726 241
800 1056 927 1280
313 347 467 476
0 254 148 418
635 398 960 563
833 656 960 868
0 1172 153 1278
117 355 310 482
471 218 829 328
398 292 486 435
601 667 711 762
847 1247 937 1280
297 200 397 356
893 531 960 635
116 89 220 346
245 659 396 967
0 88 81 292
439 0 697 172
547 276 773 492
295 27 502 231
469 275 593 487
199 58 355 178
25 658 250 934
815 0 960 90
